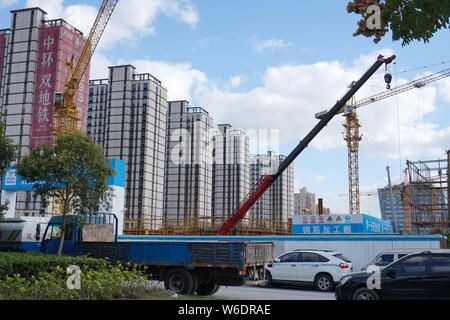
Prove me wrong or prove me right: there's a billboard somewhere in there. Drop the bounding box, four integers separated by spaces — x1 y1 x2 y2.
292 214 395 234
31 23 89 148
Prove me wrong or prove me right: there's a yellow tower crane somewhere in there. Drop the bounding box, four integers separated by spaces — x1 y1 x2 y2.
50 0 118 216
53 0 119 135
343 80 362 215
315 66 450 215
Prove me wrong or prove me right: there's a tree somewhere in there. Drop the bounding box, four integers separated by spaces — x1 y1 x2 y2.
347 0 450 45
0 116 17 218
17 132 115 255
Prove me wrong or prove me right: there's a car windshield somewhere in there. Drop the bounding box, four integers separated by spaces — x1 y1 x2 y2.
333 254 351 263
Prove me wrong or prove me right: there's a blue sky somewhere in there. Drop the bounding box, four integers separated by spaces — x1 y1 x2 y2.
2 0 450 217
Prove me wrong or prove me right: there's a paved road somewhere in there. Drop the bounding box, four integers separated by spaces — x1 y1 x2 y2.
214 284 336 300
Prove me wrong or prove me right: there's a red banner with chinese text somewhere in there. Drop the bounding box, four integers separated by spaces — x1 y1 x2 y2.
31 24 90 148
31 26 60 148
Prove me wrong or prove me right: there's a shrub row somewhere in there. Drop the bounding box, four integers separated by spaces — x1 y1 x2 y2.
0 253 170 300
0 252 108 279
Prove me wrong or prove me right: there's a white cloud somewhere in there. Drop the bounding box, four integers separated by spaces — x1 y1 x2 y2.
438 77 450 104
26 0 199 48
228 75 245 89
314 175 327 184
0 0 19 8
125 59 208 101
91 48 450 163
194 49 450 161
254 39 293 53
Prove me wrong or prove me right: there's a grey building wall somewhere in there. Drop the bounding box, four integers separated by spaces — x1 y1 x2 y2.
164 100 213 225
378 185 405 234
0 8 48 217
87 65 167 225
294 187 316 215
212 124 249 220
249 151 294 223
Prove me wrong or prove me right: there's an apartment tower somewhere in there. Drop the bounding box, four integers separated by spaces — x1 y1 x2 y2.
0 8 89 217
249 151 295 224
87 65 167 226
164 101 213 227
211 124 249 222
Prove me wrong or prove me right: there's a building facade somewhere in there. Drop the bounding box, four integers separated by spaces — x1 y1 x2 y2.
378 184 405 234
249 151 294 224
212 124 249 221
87 65 167 226
294 187 316 215
0 8 89 217
164 100 213 227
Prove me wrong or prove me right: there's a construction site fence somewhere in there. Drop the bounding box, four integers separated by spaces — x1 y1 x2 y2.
124 217 292 236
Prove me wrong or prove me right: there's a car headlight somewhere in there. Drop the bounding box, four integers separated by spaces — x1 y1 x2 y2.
340 275 352 285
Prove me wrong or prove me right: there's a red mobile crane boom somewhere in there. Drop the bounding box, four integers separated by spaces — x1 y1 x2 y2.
217 54 396 235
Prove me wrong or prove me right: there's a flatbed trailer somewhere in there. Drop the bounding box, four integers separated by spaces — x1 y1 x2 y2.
38 215 274 295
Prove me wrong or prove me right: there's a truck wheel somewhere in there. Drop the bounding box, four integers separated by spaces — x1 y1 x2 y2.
164 269 195 295
264 271 273 288
196 279 219 296
314 273 334 292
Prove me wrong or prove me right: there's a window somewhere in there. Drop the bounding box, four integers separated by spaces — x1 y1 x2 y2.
279 253 300 263
398 254 409 259
299 253 319 262
376 254 395 264
44 224 72 241
393 255 428 276
431 255 450 273
333 254 352 263
317 255 330 263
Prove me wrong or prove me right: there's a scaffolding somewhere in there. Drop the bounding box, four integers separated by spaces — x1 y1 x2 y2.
124 217 292 236
404 157 449 235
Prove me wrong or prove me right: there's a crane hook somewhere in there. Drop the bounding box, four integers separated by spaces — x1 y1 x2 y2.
384 73 392 90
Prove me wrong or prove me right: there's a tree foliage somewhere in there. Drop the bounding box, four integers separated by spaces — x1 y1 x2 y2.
347 0 450 45
17 132 115 215
0 117 17 176
16 132 115 254
0 116 17 218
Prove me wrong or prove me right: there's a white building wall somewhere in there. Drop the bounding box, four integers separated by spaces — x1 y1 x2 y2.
212 124 249 220
0 9 47 218
87 66 167 226
164 101 213 225
249 151 294 223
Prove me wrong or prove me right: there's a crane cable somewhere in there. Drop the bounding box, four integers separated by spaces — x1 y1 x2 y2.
394 62 403 179
370 59 450 80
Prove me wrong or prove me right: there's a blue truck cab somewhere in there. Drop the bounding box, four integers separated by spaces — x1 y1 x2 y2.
38 214 274 296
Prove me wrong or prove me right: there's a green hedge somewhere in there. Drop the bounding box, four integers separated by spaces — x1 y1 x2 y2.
0 253 169 300
0 252 108 279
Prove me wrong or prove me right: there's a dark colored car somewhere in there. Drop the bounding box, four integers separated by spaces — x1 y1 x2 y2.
335 250 450 300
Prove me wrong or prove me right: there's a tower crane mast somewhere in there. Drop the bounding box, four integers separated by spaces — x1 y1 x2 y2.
54 0 119 135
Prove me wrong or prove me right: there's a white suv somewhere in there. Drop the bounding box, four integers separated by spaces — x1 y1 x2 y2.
265 249 354 292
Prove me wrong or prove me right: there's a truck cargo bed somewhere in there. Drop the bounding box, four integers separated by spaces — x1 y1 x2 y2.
72 241 273 270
